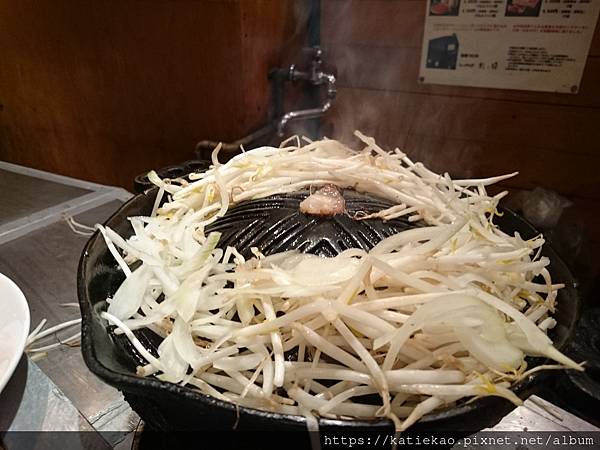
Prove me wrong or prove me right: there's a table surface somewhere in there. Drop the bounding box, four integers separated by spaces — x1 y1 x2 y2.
0 162 137 449
0 161 597 449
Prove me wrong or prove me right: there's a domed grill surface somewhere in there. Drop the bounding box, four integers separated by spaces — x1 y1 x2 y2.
206 189 418 258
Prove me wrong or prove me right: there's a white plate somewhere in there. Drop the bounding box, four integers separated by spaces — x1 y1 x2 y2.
0 273 30 394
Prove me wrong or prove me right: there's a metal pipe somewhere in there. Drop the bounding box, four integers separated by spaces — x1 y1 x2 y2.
277 101 332 137
307 0 321 48
305 0 322 138
195 122 276 160
277 69 336 136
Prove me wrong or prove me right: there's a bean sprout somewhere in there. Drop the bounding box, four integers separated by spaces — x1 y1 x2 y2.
97 132 582 433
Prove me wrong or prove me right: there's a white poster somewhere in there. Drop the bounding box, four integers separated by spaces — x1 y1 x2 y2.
419 0 600 93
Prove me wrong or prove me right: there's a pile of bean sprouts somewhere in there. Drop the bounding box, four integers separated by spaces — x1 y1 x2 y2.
98 132 582 432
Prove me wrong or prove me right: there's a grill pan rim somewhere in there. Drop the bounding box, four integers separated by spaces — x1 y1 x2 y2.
77 187 581 431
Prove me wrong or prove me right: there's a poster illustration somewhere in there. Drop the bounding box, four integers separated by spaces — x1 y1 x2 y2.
419 0 600 93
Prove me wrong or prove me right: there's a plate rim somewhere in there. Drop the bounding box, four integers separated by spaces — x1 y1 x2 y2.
0 272 30 394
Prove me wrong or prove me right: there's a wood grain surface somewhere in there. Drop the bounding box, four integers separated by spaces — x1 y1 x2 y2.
0 0 299 188
321 0 600 264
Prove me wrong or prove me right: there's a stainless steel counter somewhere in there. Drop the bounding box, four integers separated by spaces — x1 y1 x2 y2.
0 161 597 449
0 162 138 448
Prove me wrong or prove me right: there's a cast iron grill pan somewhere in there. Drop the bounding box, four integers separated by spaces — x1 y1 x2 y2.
105 189 421 371
78 187 580 434
205 189 418 259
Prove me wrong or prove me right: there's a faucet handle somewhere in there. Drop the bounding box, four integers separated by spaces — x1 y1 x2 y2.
302 46 323 65
302 46 322 57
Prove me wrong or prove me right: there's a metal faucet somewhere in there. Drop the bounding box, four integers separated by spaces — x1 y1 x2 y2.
277 46 337 136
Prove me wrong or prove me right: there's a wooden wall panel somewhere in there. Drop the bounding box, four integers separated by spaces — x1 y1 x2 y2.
239 1 303 132
329 88 600 166
322 0 600 266
0 0 300 188
324 0 600 104
323 0 426 49
329 45 600 108
328 87 600 196
590 15 600 56
324 0 600 54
